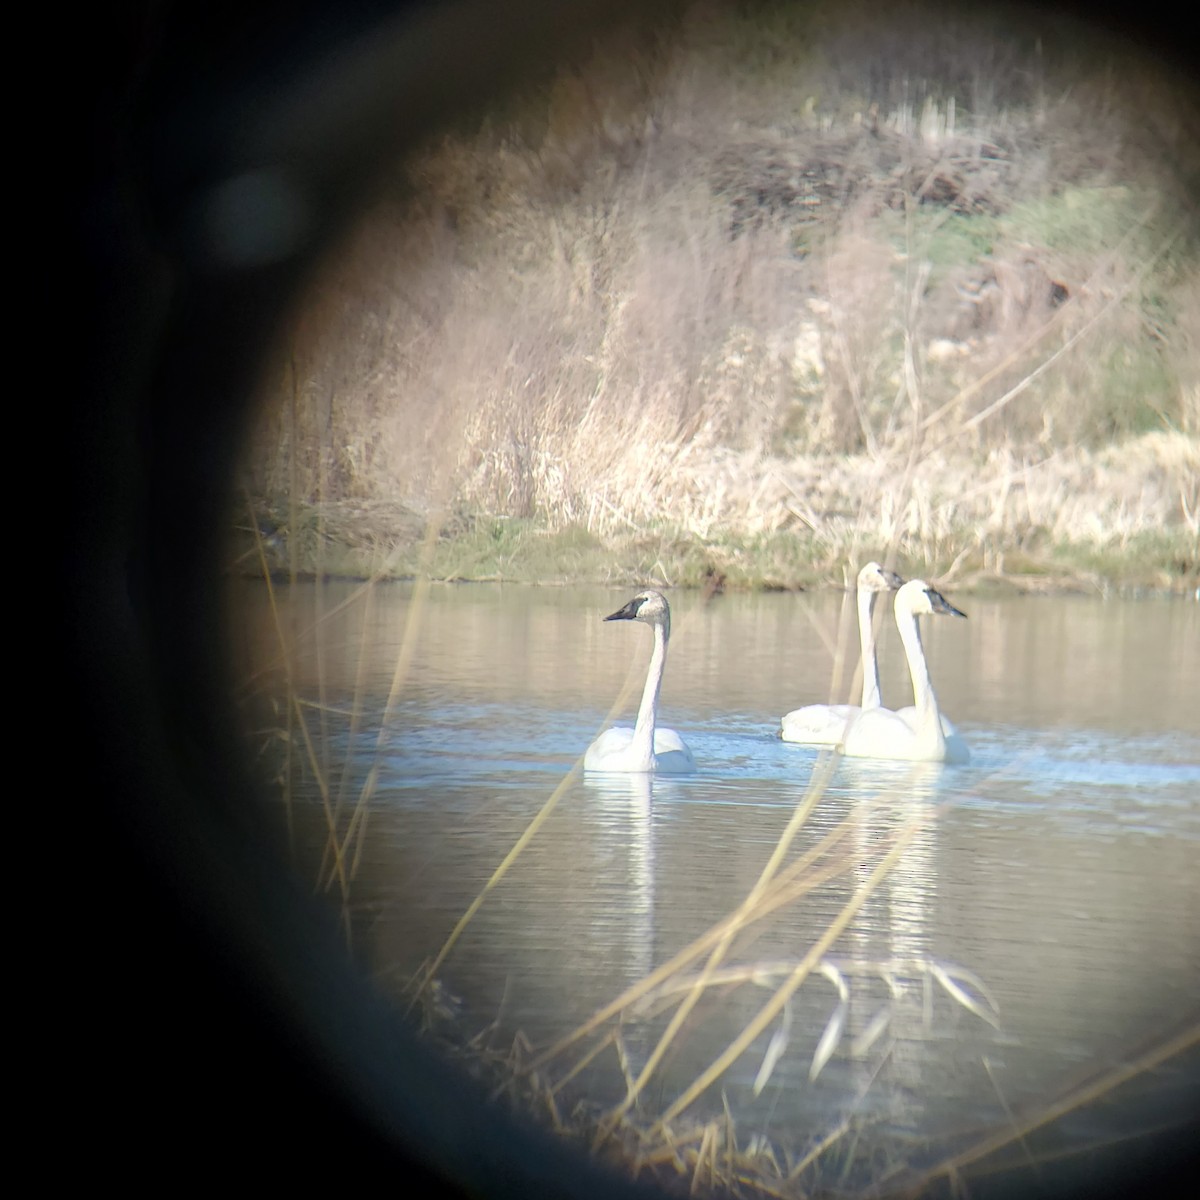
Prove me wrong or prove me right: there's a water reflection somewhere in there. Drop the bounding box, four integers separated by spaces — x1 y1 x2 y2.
846 778 943 1133
580 772 656 986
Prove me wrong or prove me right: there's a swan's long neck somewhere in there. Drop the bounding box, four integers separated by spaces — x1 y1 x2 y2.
630 621 668 762
896 604 945 755
858 587 881 709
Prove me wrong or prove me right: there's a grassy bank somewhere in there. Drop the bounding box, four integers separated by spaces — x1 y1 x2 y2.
237 426 1198 592
237 0 1200 589
233 503 1197 595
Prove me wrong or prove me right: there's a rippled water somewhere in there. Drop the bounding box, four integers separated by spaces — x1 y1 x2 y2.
230 579 1199 1183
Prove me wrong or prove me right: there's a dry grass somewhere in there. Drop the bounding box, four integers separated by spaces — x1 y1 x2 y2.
232 424 1198 593
238 2 1199 593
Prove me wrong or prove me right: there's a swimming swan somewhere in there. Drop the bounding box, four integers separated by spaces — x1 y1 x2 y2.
841 579 970 764
780 561 904 745
584 590 696 774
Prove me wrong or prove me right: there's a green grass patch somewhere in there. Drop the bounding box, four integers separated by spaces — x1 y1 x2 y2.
1049 529 1199 587
232 503 1198 596
900 209 998 277
1002 185 1151 257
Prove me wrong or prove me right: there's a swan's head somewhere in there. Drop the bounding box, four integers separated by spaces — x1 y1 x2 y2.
896 578 967 620
858 561 905 593
604 589 672 636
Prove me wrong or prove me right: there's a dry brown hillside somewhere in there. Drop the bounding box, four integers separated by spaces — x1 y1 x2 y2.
239 0 1200 590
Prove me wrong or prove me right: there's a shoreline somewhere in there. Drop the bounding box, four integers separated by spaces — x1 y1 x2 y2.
235 432 1199 597
230 502 1198 598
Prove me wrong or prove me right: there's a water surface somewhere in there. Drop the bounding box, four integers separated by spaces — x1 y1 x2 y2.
230 580 1199 1183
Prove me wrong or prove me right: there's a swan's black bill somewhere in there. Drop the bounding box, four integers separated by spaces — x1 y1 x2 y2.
604 597 643 622
927 587 967 619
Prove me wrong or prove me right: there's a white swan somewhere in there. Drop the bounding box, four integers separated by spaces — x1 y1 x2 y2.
780 561 904 745
840 579 970 764
584 590 696 774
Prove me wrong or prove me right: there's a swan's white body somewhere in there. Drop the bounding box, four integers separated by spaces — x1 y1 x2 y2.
781 562 904 745
840 580 969 763
584 590 696 775
895 707 968 759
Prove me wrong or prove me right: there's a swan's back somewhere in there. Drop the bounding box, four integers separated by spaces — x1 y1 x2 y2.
583 725 695 773
841 706 935 761
781 703 858 745
841 706 969 763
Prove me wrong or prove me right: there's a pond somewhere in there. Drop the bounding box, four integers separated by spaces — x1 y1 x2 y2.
228 578 1199 1191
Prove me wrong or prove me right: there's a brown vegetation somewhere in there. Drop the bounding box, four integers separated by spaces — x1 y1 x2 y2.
240 0 1199 588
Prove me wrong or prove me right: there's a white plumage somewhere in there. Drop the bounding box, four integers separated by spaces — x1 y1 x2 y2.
781 561 904 745
841 579 970 764
585 590 696 775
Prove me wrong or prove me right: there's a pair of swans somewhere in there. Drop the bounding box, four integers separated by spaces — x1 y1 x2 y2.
780 562 903 745
585 569 968 774
781 566 969 763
